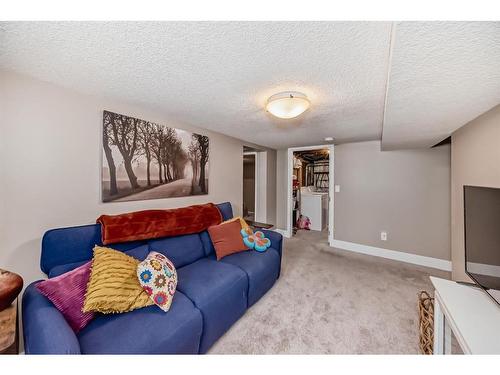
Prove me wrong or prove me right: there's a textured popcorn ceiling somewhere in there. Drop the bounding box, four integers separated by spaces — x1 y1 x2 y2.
0 22 392 148
382 22 500 150
0 21 498 149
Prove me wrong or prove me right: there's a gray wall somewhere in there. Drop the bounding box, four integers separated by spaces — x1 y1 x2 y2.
0 70 275 287
275 141 451 260
334 141 451 260
451 104 500 281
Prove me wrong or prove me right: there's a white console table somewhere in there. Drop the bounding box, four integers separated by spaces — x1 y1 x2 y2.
430 276 500 354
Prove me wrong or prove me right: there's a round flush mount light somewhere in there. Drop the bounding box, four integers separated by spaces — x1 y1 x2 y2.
266 91 310 119
324 137 334 142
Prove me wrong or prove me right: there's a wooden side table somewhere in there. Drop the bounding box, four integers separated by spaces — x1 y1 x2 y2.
0 299 18 354
245 220 274 230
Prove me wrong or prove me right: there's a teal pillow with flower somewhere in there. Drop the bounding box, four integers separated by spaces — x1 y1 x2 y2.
240 227 271 252
136 252 177 312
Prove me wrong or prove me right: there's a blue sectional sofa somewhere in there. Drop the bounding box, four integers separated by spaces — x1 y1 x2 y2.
22 202 282 354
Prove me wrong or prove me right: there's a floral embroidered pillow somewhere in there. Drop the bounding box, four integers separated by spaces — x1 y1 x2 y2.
137 252 177 312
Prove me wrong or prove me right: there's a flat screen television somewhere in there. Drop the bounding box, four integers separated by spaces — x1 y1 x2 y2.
464 185 500 306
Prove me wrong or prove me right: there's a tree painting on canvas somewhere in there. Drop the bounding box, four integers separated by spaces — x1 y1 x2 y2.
102 110 209 202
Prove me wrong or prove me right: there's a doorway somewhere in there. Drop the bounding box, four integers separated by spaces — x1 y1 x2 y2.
243 146 268 223
286 145 334 245
243 153 256 221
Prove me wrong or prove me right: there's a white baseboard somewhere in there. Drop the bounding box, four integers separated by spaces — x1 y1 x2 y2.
329 239 452 272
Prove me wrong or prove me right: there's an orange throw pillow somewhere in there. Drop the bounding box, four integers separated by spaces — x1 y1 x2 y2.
208 220 249 260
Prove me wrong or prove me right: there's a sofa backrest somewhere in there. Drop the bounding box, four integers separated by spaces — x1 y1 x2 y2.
40 202 233 275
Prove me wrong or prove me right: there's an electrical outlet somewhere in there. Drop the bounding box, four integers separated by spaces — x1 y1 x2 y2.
380 231 387 241
334 185 340 193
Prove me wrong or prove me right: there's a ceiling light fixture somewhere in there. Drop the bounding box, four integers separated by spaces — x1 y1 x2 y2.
324 137 334 142
266 91 310 119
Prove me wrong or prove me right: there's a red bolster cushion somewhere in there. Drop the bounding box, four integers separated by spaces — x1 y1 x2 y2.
97 203 223 245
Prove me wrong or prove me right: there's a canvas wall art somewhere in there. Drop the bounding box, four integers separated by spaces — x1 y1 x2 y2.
102 110 209 202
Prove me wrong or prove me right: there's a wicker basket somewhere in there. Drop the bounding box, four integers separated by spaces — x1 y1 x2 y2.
418 291 434 354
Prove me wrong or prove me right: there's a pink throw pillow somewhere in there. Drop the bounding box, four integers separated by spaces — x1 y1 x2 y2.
36 261 94 332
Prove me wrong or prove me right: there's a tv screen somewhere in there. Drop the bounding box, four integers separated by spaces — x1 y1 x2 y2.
464 185 500 305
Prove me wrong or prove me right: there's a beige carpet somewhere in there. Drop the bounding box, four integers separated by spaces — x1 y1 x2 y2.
209 230 451 354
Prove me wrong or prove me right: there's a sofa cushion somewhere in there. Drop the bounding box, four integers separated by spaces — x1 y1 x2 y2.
48 245 150 278
41 224 102 275
121 244 150 262
49 261 87 279
220 248 280 306
176 258 248 353
216 201 233 221
77 291 203 354
22 282 82 354
199 231 215 257
149 233 205 268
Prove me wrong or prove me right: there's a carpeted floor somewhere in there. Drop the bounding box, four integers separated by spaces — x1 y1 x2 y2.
209 229 452 354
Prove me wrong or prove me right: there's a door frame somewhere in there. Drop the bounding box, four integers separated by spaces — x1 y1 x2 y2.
286 144 334 245
243 151 267 223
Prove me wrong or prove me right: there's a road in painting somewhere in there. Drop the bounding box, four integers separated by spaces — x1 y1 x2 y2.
102 110 209 202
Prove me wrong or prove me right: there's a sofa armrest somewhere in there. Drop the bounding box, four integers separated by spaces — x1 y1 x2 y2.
22 282 81 354
261 230 283 278
261 229 283 259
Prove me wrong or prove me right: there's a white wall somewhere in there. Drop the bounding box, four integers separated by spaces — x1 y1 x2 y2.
254 151 267 222
275 149 288 230
0 70 273 286
265 149 277 225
